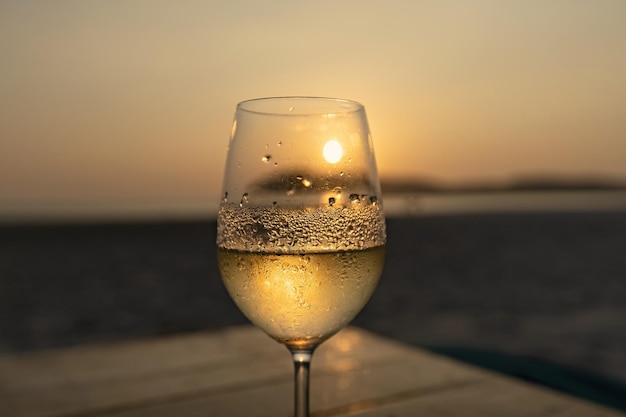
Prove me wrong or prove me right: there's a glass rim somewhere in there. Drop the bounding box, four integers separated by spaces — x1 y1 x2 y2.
236 96 364 117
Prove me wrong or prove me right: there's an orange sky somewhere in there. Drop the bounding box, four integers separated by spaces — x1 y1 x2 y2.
1 1 625 220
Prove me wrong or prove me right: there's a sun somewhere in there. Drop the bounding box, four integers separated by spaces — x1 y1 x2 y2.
323 140 343 164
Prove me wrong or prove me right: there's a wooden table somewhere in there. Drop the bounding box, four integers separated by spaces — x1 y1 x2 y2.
1 326 623 417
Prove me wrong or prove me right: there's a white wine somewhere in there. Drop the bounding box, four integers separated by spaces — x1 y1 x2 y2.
217 198 386 349
217 203 386 349
218 246 384 349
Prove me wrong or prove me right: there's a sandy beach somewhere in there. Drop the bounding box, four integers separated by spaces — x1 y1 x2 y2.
1 211 625 389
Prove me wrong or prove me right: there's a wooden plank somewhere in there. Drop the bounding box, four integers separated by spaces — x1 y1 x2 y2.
0 326 277 392
104 352 624 417
0 327 441 417
351 372 626 417
93 352 483 417
0 326 280 417
1 326 623 417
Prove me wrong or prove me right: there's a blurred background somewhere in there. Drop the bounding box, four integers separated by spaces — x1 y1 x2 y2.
1 0 625 410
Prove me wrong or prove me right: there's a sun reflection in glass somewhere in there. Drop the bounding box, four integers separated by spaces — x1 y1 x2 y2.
323 139 343 164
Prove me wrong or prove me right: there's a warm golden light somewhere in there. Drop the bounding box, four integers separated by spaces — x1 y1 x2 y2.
262 259 319 308
323 139 343 164
3 2 626 222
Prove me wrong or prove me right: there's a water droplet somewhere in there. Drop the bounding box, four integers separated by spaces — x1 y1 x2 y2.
349 194 360 203
272 201 277 208
265 143 269 150
301 178 312 187
274 162 278 167
328 197 336 207
277 141 283 146
339 171 344 177
370 196 378 205
239 193 249 207
332 186 342 195
237 163 241 168
296 175 303 181
262 154 272 163
347 158 353 163
222 191 228 203
288 106 294 112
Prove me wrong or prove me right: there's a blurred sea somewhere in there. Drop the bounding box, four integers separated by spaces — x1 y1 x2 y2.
1 191 626 408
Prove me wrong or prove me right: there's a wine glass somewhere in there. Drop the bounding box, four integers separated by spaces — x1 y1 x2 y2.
217 97 386 417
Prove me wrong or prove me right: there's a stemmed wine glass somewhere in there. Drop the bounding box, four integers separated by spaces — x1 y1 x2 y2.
217 97 386 417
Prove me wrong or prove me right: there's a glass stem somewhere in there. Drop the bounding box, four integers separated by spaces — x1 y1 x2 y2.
290 348 314 417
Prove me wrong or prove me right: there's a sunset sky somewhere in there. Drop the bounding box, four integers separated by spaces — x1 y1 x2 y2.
1 1 625 220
